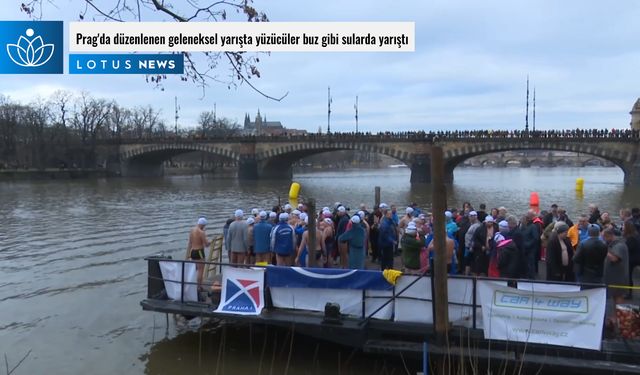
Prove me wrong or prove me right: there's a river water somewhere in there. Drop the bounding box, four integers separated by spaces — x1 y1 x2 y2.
0 167 634 374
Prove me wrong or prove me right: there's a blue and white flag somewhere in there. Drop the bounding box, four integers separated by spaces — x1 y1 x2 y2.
215 267 265 315
266 266 393 291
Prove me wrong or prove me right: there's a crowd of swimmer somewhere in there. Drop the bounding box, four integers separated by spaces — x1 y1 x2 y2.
190 202 640 300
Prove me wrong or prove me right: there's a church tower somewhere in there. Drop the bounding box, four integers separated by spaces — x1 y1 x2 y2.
255 109 262 134
244 113 250 129
631 98 640 130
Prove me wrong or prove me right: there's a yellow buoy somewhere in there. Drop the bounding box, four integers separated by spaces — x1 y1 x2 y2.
289 182 301 207
575 177 584 192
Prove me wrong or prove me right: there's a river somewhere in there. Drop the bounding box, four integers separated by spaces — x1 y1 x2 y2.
0 167 634 374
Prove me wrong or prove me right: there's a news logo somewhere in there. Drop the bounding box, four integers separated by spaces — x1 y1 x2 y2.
0 21 63 74
69 53 184 74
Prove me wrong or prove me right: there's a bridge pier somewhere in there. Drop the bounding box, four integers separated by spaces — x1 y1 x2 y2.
239 159 293 180
258 162 293 180
444 165 454 184
410 155 432 183
238 160 259 180
409 156 456 184
120 158 164 177
624 161 640 185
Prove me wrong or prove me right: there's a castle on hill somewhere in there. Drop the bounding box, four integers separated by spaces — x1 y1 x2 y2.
242 110 307 136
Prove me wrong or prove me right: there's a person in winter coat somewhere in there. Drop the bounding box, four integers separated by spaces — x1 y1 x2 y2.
588 203 601 225
522 211 541 279
401 221 424 274
378 209 397 270
463 211 482 275
545 222 575 282
471 215 498 276
338 215 367 269
622 220 640 295
497 238 524 279
603 227 630 304
573 224 607 284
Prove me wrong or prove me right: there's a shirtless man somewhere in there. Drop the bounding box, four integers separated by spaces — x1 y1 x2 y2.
187 217 210 288
322 218 335 267
295 218 327 267
427 229 456 273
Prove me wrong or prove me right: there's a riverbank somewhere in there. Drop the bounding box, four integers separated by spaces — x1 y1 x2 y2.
0 168 108 180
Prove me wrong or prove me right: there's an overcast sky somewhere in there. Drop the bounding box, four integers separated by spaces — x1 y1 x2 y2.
2 0 640 133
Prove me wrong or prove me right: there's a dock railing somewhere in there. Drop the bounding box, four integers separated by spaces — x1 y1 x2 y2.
145 257 622 342
145 254 633 352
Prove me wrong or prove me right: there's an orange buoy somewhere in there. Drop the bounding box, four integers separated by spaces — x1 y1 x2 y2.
530 192 540 206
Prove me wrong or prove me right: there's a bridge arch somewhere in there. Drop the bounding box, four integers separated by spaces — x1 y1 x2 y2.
253 141 424 181
121 143 240 162
528 159 549 167
479 159 498 167
503 159 528 167
118 143 240 177
441 141 634 183
581 158 607 167
256 142 411 164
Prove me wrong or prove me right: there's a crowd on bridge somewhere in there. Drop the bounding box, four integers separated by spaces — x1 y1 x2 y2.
113 128 640 144
188 200 640 304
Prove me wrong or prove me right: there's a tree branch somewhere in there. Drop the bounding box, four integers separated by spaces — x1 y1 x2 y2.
6 349 32 375
186 1 242 21
150 0 187 21
224 52 288 101
82 0 124 21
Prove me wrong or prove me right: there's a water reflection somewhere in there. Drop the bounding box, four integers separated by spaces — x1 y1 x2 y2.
143 322 408 375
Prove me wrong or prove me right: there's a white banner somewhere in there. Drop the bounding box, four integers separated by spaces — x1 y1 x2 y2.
394 275 432 323
478 281 606 350
393 276 492 325
159 261 198 302
69 22 414 52
215 267 265 315
517 282 580 293
270 288 393 319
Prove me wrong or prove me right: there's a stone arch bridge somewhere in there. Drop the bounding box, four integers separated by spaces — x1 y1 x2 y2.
104 134 640 184
464 152 614 168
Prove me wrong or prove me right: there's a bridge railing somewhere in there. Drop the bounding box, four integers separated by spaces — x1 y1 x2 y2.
98 129 640 145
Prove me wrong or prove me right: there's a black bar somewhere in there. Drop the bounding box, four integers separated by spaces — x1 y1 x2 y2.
472 277 477 330
359 271 430 326
181 261 185 304
392 285 396 318
362 289 366 319
430 272 437 329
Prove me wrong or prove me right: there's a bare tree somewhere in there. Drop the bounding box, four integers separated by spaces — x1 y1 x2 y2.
110 103 131 141
130 105 162 138
23 98 51 168
0 98 23 167
198 110 240 137
156 120 167 137
49 90 73 145
71 92 113 146
198 110 216 137
19 0 287 101
143 106 162 137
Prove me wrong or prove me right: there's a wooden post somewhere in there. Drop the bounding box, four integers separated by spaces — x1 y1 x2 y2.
307 198 317 268
431 146 449 337
374 186 381 208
